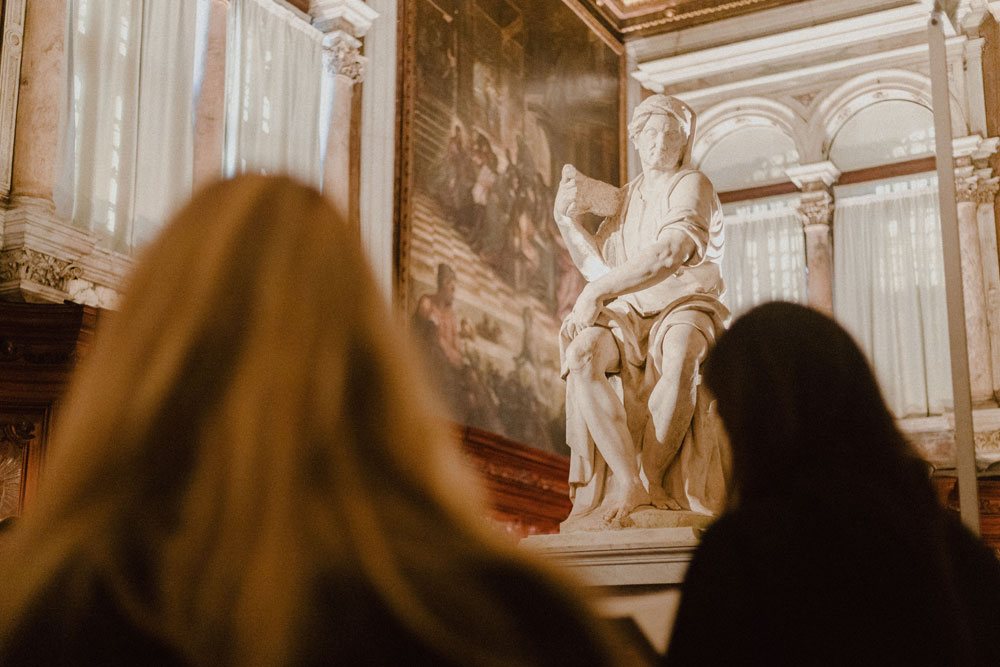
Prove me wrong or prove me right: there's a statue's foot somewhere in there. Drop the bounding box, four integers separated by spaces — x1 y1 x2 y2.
600 485 651 524
649 486 683 511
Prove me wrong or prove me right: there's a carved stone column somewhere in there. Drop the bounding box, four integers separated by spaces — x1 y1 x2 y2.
0 0 29 199
310 0 377 228
193 0 231 189
955 149 1000 404
9 0 64 201
322 32 367 223
787 162 841 316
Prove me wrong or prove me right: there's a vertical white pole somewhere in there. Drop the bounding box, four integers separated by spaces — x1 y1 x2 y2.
928 8 981 534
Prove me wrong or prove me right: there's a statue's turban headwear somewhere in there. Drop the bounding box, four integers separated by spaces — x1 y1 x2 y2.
628 94 697 166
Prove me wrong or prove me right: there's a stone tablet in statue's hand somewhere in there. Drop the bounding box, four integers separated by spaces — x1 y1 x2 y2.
557 164 624 220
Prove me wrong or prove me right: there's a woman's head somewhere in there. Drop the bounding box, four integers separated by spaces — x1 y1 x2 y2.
704 302 921 505
0 176 502 663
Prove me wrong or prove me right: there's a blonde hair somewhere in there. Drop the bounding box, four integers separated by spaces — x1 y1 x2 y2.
0 176 614 666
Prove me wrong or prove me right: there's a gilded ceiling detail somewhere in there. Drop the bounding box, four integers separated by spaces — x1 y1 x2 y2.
582 0 812 39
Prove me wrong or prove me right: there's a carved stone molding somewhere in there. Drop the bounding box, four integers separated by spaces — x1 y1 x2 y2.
0 248 81 292
796 190 834 228
1 196 131 305
954 167 1000 204
323 31 367 84
309 0 378 38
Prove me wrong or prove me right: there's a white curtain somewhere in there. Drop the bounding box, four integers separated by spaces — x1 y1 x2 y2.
56 0 203 254
720 206 808 318
224 0 327 188
833 185 952 417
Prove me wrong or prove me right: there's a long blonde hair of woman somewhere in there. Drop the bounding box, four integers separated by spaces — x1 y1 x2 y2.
0 176 613 666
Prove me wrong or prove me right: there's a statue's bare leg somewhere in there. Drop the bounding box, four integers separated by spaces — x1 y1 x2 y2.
642 324 709 509
565 327 650 523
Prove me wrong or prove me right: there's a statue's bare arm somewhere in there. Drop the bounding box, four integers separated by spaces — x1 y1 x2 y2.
553 165 617 282
562 172 712 338
563 230 696 338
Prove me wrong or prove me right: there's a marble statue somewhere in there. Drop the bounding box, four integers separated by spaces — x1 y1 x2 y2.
553 94 731 531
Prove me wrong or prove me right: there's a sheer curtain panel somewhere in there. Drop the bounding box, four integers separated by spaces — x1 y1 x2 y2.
224 0 326 188
56 0 203 254
832 183 952 417
720 203 808 318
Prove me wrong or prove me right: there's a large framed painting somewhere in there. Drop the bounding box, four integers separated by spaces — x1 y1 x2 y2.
397 0 624 457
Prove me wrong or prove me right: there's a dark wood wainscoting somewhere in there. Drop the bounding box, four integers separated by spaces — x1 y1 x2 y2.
457 425 572 539
933 476 1000 559
0 301 100 519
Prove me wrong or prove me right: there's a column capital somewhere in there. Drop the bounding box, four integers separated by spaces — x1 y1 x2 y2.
797 189 834 228
323 31 367 84
309 0 378 38
955 165 1000 203
785 161 841 190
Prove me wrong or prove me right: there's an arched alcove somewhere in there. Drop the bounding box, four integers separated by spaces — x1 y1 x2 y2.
698 124 800 192
828 100 934 171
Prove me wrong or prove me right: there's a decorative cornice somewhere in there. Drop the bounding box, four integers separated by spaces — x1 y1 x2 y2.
952 134 1000 163
786 161 841 190
323 31 367 84
309 0 378 38
1 196 131 305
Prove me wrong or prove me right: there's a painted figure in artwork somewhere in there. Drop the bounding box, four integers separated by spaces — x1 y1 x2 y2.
553 94 731 531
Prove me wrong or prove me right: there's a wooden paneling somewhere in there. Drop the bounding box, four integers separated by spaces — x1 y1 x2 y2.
933 476 1000 560
0 302 100 516
458 425 572 538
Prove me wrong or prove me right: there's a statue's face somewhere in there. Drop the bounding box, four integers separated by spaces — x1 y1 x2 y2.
635 113 686 172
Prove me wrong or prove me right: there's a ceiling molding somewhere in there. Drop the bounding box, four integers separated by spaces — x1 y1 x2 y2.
579 0 813 40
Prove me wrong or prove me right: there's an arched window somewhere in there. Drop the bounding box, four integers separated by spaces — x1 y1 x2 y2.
699 125 800 191
828 100 948 417
696 124 807 317
828 100 934 171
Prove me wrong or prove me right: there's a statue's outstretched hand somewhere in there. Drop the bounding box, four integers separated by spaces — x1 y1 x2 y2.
562 284 603 340
554 164 587 220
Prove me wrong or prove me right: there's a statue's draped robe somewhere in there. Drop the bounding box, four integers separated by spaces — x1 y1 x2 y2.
560 169 731 519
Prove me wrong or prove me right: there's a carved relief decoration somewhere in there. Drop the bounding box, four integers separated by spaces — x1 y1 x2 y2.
955 173 1000 204
324 35 367 84
0 249 82 292
0 419 35 460
797 190 834 228
578 0 806 38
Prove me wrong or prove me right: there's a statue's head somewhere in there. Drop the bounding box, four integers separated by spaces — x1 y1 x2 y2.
628 94 696 170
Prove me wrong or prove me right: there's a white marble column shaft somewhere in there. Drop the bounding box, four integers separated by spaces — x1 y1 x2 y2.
193 0 230 190
955 166 1000 403
322 31 366 222
797 190 835 316
11 0 65 200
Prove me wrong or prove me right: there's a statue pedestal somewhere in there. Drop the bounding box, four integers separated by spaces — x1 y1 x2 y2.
522 525 702 654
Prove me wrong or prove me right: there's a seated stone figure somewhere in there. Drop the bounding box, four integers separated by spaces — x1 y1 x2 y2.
553 94 731 531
